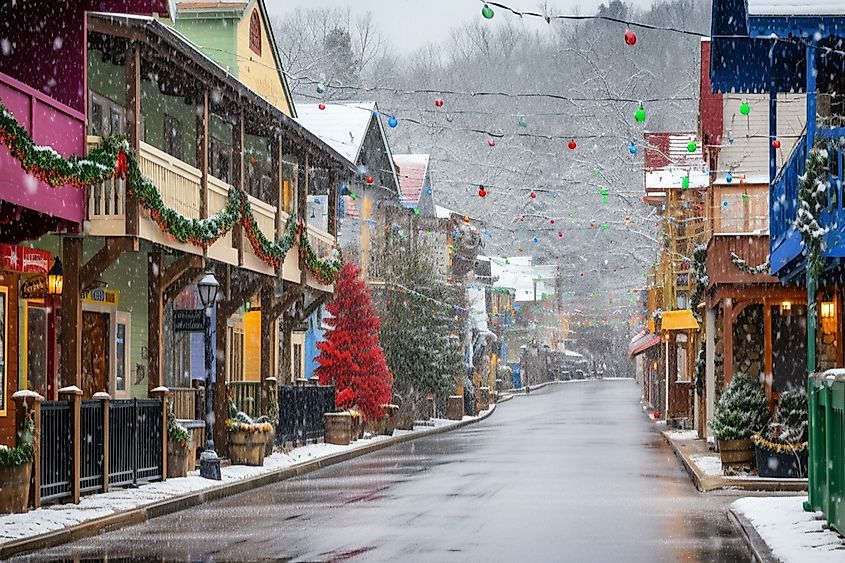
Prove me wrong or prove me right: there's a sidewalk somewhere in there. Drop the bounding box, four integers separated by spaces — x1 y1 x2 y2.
730 496 845 562
0 405 495 559
661 429 808 493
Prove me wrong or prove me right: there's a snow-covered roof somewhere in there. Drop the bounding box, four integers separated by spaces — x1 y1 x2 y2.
645 169 709 190
564 350 585 358
491 257 557 303
747 1 844 16
393 154 430 208
295 102 380 165
644 132 708 192
435 205 453 219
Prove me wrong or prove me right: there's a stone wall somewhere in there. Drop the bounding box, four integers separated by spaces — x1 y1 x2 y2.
732 304 764 382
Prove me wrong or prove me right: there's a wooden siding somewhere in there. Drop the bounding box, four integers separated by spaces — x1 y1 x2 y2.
706 234 778 287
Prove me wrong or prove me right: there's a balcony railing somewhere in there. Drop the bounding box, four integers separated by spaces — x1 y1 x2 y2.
770 127 845 278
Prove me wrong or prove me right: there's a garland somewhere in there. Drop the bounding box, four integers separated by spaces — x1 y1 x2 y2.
794 147 830 279
729 252 770 276
751 434 808 454
242 199 298 268
298 222 343 285
689 244 708 321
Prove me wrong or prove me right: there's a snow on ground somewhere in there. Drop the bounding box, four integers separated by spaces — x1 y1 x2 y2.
733 496 845 562
0 411 487 546
690 453 723 476
665 429 699 441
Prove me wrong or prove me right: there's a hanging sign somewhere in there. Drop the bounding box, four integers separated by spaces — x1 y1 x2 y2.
21 275 47 299
82 288 119 306
0 244 51 273
174 308 207 332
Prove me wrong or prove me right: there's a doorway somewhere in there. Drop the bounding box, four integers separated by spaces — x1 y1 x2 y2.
82 311 110 397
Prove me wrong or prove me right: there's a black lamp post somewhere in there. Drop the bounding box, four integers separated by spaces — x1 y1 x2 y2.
197 270 221 480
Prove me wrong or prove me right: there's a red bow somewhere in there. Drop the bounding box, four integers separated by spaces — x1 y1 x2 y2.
115 150 127 180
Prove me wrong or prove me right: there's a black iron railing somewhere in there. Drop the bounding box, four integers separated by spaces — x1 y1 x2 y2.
135 399 163 483
79 400 104 494
40 401 73 502
277 385 335 446
109 399 163 487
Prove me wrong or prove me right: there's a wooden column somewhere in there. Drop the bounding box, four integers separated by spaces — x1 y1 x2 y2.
232 107 245 266
260 283 275 414
723 299 734 384
150 387 169 481
198 90 209 222
125 42 141 236
763 300 774 406
213 265 231 457
299 153 310 286
59 386 82 504
93 392 111 494
148 250 165 395
327 169 338 237
61 237 83 389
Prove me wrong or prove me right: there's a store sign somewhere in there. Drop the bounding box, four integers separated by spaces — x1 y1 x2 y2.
82 288 119 306
174 308 207 332
20 275 47 299
0 244 51 273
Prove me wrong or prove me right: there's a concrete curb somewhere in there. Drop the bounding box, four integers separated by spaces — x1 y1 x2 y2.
727 507 778 563
661 431 808 493
0 405 498 559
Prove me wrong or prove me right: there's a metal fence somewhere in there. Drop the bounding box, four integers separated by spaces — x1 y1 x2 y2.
40 401 73 502
80 400 105 494
109 399 162 488
277 385 336 446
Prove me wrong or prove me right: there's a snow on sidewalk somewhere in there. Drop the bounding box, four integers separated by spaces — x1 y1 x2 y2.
733 496 845 562
0 409 491 546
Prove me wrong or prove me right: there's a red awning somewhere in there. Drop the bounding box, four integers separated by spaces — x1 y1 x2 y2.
628 333 662 358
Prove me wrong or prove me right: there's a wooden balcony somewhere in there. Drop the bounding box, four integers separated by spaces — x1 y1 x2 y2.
706 234 778 287
86 136 335 286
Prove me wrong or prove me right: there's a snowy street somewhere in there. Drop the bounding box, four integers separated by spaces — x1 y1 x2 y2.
19 380 751 562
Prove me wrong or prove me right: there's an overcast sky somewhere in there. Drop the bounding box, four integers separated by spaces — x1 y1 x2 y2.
266 0 657 53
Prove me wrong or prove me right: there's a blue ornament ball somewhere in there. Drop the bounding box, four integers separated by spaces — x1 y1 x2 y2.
387 116 398 128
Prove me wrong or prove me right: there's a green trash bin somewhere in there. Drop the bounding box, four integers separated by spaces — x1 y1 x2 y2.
806 373 827 513
828 375 845 536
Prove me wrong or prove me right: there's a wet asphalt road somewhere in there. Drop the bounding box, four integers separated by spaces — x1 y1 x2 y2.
22 380 752 562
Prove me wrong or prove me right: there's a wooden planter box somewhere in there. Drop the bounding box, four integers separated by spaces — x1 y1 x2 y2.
228 430 268 466
167 440 191 478
718 438 754 473
382 404 399 436
324 412 352 445
447 395 464 421
0 463 31 514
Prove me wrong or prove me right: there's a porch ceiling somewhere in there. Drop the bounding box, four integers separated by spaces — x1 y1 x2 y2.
661 309 700 331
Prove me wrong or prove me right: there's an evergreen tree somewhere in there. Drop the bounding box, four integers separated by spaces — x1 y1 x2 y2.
379 234 465 416
766 390 808 445
711 372 769 440
315 261 392 421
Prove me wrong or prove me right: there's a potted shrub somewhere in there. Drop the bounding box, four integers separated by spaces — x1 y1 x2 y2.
0 415 35 514
166 406 192 478
226 409 272 466
752 390 808 478
382 404 399 436
264 392 279 458
711 372 769 474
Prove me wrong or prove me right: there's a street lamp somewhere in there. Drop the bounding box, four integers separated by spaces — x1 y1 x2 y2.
47 257 63 295
197 270 221 480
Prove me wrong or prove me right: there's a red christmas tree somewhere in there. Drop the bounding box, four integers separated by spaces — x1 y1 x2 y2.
316 261 393 421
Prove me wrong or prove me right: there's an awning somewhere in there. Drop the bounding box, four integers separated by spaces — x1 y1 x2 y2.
628 332 662 358
661 309 700 331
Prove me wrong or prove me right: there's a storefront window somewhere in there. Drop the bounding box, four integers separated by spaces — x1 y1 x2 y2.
115 322 126 393
26 304 47 396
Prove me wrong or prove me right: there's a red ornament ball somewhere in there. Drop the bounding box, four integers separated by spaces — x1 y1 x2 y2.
366 176 374 185
550 219 555 224
558 231 564 238
435 98 444 108
318 103 326 110
488 138 497 147
478 187 487 198
772 139 781 149
624 29 637 46
530 191 537 199
463 215 470 223
568 140 577 150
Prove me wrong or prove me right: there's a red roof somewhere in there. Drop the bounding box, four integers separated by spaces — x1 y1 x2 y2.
628 332 662 357
393 154 429 208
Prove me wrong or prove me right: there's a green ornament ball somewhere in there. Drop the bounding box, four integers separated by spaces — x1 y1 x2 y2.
740 101 750 116
687 140 697 153
635 105 646 123
482 4 494 19
682 176 690 190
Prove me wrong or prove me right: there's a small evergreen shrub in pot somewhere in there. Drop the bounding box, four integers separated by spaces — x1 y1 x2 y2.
711 372 769 474
166 406 192 478
226 407 271 466
752 390 808 478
